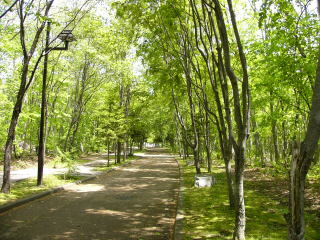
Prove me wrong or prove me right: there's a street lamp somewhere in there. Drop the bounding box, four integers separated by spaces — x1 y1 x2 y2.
54 29 76 50
37 22 75 186
59 30 76 41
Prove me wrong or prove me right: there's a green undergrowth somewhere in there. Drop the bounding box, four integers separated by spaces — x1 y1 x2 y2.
134 149 148 153
180 160 320 240
0 174 84 206
47 153 91 169
93 155 139 172
0 153 91 171
309 164 320 181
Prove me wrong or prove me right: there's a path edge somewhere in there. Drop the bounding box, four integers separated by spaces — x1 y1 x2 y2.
173 157 185 240
0 160 134 214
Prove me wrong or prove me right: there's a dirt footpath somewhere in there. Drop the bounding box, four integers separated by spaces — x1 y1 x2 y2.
0 149 180 240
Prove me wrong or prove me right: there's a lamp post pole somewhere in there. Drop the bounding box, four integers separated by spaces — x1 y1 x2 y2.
37 22 75 186
37 21 51 186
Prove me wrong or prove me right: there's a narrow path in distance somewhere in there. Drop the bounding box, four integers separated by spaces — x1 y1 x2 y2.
0 148 180 240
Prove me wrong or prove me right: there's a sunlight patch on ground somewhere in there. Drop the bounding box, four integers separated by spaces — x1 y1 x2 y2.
84 208 130 217
122 168 141 173
65 184 105 193
126 183 150 189
135 153 173 158
157 217 172 225
143 226 160 231
52 230 76 240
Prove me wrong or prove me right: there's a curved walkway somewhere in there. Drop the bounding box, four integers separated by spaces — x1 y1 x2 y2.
0 154 116 185
0 149 180 240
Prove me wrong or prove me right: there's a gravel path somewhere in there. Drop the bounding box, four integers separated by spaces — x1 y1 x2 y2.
0 149 180 240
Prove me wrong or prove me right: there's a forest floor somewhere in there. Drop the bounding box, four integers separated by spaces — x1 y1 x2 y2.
0 148 180 240
180 160 320 240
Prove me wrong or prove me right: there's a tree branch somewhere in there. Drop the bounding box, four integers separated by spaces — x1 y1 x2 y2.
0 0 18 19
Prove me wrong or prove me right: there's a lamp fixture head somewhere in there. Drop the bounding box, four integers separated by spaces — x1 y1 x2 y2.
58 30 76 42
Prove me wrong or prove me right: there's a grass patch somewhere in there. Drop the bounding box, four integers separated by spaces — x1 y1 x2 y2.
0 174 85 206
93 155 139 172
180 159 320 240
134 149 148 153
46 156 91 169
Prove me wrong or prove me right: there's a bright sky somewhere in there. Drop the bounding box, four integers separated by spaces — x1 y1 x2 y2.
51 0 143 77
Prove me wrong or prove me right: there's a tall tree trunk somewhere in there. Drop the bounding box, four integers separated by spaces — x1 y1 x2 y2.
185 61 201 174
252 112 265 166
107 140 110 167
233 143 246 240
189 0 235 207
287 54 320 240
270 98 280 163
114 142 117 165
2 58 29 193
123 141 127 161
172 81 200 174
129 139 133 156
117 141 121 164
1 1 54 193
282 120 288 160
174 114 184 158
64 55 91 151
213 0 250 238
204 111 212 172
1 99 23 192
225 154 235 207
